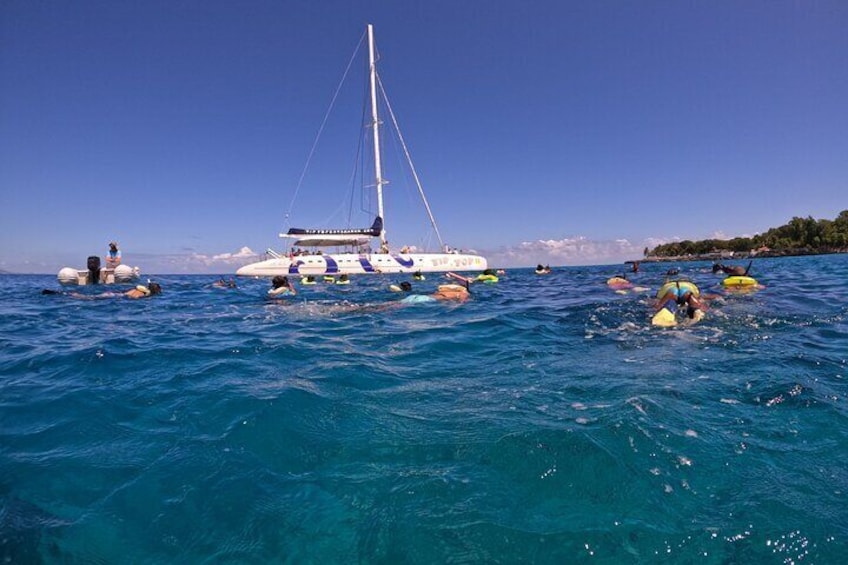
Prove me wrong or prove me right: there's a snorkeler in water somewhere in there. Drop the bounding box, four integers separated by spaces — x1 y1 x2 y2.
42 282 162 300
712 261 752 276
212 278 237 288
267 275 296 297
655 281 706 320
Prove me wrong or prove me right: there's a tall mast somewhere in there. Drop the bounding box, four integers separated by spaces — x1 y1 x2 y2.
368 24 387 248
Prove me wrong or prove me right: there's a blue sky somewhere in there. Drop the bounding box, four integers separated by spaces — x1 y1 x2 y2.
2 1 846 274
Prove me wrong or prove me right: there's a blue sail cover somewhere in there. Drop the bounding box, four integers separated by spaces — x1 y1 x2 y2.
286 216 382 237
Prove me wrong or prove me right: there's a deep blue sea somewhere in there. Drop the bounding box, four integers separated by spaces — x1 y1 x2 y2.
2 255 847 563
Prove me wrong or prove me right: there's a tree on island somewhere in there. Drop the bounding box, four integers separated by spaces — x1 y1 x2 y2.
648 210 848 257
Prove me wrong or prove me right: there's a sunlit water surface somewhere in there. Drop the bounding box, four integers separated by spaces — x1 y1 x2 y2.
2 255 847 563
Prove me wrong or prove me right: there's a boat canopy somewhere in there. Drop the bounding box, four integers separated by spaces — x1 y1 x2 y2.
285 216 382 237
284 234 373 247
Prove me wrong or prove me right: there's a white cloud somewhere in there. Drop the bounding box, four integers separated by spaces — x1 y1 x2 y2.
180 246 259 270
210 246 257 262
485 235 677 267
643 236 676 249
129 246 261 274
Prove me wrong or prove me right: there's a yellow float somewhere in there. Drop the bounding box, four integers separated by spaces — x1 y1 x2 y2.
721 275 758 287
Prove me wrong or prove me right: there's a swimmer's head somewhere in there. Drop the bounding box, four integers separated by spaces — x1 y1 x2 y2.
400 281 412 292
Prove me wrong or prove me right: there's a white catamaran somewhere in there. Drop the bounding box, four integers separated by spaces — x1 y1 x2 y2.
236 25 487 277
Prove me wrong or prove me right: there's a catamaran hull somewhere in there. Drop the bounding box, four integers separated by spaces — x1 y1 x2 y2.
236 253 487 277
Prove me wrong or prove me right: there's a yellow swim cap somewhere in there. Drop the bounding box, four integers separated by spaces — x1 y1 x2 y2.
136 285 151 296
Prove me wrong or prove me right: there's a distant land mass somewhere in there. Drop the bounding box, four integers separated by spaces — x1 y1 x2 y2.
642 210 848 262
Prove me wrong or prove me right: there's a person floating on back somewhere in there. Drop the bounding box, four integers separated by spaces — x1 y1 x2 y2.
401 283 470 304
42 282 161 300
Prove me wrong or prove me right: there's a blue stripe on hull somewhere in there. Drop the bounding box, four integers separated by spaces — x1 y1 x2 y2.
358 257 376 273
288 260 303 275
324 257 339 274
393 255 414 268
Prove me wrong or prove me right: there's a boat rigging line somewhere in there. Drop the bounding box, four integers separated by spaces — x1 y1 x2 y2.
282 29 367 234
377 75 446 250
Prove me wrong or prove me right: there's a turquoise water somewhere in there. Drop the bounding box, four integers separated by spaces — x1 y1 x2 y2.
2 255 847 563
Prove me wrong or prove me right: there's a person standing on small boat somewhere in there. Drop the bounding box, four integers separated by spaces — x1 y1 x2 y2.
106 242 122 268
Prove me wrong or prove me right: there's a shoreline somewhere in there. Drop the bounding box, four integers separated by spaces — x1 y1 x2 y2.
627 248 848 264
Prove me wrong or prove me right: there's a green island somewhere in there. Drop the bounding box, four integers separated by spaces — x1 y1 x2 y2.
643 210 848 262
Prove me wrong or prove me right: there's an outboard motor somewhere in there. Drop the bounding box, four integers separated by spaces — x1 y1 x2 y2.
87 255 101 285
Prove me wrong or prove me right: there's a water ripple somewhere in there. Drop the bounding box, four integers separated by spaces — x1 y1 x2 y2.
2 256 848 562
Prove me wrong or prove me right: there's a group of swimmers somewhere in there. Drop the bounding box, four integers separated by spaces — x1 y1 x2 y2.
266 272 472 302
603 261 755 325
652 262 755 324
43 261 752 319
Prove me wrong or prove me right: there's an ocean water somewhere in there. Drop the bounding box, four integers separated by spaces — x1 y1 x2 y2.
2 255 847 564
